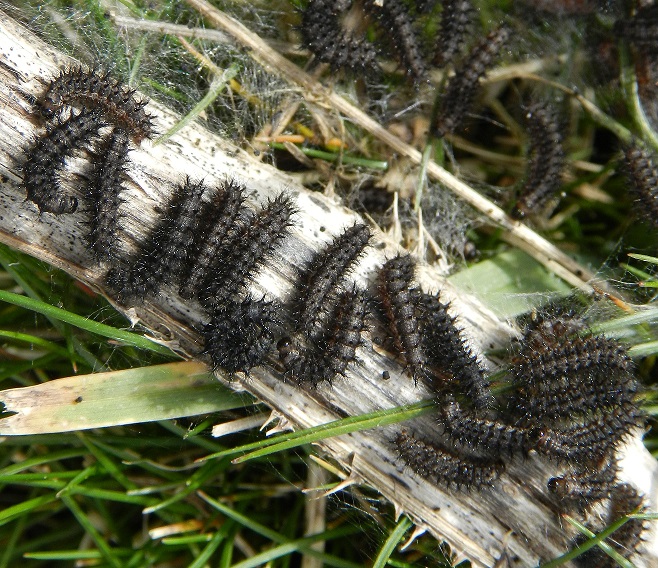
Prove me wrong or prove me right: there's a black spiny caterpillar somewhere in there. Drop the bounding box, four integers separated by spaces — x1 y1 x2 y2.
293 223 371 342
23 108 105 215
203 297 280 373
280 225 370 384
536 404 643 465
431 26 509 138
179 179 248 300
417 291 491 408
37 67 154 143
106 178 206 302
378 254 428 384
395 430 504 489
512 102 565 219
199 192 296 310
300 0 380 75
319 287 369 382
621 141 658 230
434 0 473 66
507 329 638 425
377 257 489 407
279 287 369 385
363 0 426 80
83 127 130 263
439 399 537 458
547 458 618 513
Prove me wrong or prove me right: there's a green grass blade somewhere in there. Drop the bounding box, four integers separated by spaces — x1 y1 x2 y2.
539 514 635 568
0 449 87 475
372 517 413 568
589 308 658 335
197 492 361 568
155 64 239 145
0 495 59 528
0 330 77 359
199 399 433 464
0 289 176 356
76 434 136 490
230 526 358 568
187 529 228 568
0 247 105 369
269 142 388 170
60 494 123 568
0 513 27 568
629 340 658 358
0 354 59 383
627 253 658 264
24 550 132 560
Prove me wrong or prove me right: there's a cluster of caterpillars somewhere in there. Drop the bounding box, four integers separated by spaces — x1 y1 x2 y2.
299 0 473 81
298 0 570 219
383 268 646 566
19 67 648 566
22 67 153 254
300 0 506 136
300 0 658 228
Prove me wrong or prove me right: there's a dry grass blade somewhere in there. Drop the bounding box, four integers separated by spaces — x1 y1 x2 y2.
0 361 250 435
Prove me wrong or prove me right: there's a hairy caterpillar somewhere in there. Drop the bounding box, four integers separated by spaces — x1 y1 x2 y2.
37 67 154 143
23 108 104 215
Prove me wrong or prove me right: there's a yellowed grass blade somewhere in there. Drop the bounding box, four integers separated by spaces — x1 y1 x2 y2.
0 361 251 435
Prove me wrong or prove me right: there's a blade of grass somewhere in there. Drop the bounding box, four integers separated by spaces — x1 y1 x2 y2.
197 491 362 568
372 516 413 568
158 419 229 452
24 550 132 560
0 472 80 482
218 526 235 568
0 329 79 360
230 526 358 568
162 535 213 545
0 449 87 475
0 354 60 383
627 253 658 264
630 512 658 520
0 510 27 568
620 263 655 281
629 340 658 358
0 495 59 528
0 361 251 435
0 247 104 369
0 289 175 356
155 64 239 144
188 526 230 568
270 142 388 170
197 399 433 464
76 434 136 490
66 487 155 506
539 514 635 568
60 494 123 568
142 458 231 514
589 308 658 335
